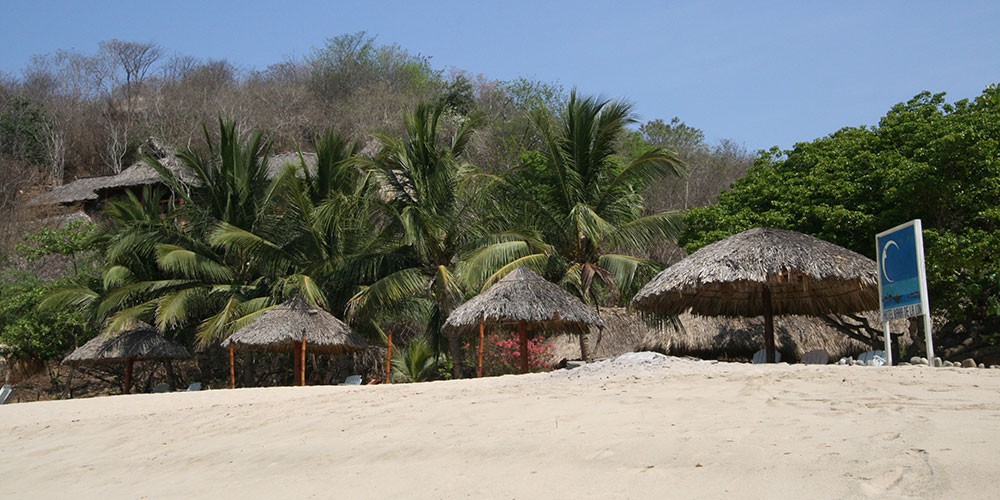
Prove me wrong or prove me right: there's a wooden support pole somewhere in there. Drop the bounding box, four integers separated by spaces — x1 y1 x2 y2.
229 344 235 389
478 317 485 378
763 285 776 363
300 334 307 386
518 320 530 374
386 329 393 384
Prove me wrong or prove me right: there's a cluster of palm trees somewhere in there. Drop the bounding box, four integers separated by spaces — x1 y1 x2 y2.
44 92 686 379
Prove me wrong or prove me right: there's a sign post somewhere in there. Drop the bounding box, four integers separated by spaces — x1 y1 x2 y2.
876 220 934 366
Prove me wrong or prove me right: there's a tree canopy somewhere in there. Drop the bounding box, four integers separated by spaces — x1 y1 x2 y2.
683 85 1000 343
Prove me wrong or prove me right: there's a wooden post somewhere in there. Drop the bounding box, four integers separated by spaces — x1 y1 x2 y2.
478 316 485 378
123 356 135 394
300 334 307 386
386 329 393 384
229 343 235 389
518 320 530 374
763 285 776 363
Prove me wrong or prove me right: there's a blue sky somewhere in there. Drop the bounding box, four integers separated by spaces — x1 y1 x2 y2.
2 1 997 151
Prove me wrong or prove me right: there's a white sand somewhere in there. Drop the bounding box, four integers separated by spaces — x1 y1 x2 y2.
2 353 998 499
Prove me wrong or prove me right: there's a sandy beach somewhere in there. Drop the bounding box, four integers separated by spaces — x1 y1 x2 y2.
2 353 998 499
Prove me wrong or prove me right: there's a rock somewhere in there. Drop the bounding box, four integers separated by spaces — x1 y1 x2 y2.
565 360 587 370
961 358 977 368
991 365 1000 369
910 356 924 365
979 363 986 369
933 357 943 367
943 361 953 367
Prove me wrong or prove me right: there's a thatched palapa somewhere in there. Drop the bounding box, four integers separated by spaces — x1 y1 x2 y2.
633 228 879 363
221 296 367 387
445 267 604 375
63 321 189 394
445 267 604 336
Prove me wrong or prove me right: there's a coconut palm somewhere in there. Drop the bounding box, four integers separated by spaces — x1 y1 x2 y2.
346 101 500 374
481 91 687 304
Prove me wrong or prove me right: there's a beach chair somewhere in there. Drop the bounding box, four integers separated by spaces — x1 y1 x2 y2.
857 351 887 366
752 349 781 364
801 349 830 365
344 375 362 385
0 384 13 404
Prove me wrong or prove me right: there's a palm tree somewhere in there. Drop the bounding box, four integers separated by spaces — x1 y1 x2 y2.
346 101 495 376
484 91 687 305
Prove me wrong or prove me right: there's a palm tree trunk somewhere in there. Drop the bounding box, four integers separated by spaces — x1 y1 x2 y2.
449 332 463 379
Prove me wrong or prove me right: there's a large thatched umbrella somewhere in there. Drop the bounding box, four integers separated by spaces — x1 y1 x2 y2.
63 321 190 394
221 297 367 387
632 228 878 363
444 267 604 375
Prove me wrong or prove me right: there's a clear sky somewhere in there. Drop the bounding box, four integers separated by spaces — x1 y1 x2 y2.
2 0 997 152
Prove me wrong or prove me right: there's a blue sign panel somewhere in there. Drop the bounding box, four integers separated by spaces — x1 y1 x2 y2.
876 221 925 321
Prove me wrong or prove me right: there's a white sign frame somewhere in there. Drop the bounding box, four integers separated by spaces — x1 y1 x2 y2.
876 219 934 366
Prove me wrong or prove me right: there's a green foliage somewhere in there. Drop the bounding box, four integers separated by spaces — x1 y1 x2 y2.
390 335 440 383
308 32 442 102
16 219 98 261
0 93 48 165
489 91 687 303
0 270 96 360
683 85 1000 336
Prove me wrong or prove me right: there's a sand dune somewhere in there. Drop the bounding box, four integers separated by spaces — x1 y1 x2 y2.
1 354 998 499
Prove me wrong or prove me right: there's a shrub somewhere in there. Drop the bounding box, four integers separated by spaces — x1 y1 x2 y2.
470 331 554 376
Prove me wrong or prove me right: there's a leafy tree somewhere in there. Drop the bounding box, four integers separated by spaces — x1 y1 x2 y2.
483 91 687 304
0 271 96 361
0 93 48 165
683 85 1000 347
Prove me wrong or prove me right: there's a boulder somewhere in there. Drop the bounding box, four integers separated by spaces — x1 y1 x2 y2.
933 357 943 367
961 358 977 368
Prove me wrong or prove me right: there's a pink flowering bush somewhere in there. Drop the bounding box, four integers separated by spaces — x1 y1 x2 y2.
467 331 554 376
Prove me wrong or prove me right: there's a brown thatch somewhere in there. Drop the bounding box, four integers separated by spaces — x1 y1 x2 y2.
633 228 879 363
221 297 367 355
633 228 879 317
444 267 604 336
31 152 317 207
63 322 190 365
549 309 902 364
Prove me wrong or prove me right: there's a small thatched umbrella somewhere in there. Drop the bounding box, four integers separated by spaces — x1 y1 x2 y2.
444 267 604 375
632 228 879 363
63 321 190 394
221 297 367 387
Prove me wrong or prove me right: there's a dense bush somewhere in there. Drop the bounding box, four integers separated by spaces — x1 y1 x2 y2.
683 85 1000 344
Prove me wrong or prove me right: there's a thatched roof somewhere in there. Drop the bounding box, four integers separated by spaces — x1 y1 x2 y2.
31 152 318 206
633 228 879 317
63 322 190 365
445 267 604 336
549 308 899 364
221 297 367 354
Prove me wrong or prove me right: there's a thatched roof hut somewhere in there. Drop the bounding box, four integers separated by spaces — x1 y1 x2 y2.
445 267 604 375
221 297 367 387
221 296 366 354
63 322 189 365
445 267 604 337
63 321 189 394
633 228 878 363
31 152 317 207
